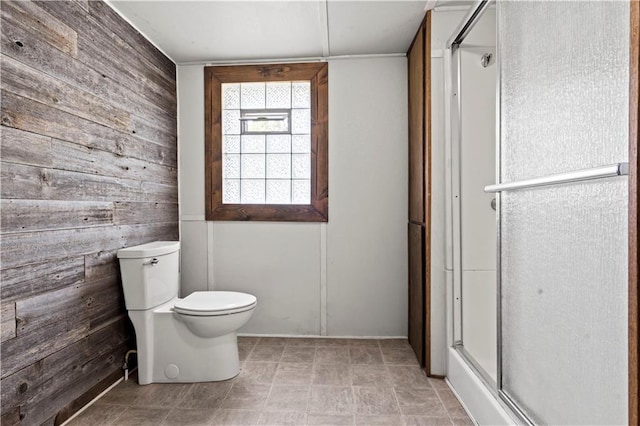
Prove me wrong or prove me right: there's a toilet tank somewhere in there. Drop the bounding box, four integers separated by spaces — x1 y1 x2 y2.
117 241 180 310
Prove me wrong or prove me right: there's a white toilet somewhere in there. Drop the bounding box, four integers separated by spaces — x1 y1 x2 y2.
117 241 256 385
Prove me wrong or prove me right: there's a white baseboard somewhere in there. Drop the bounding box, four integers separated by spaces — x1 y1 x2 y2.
238 333 408 340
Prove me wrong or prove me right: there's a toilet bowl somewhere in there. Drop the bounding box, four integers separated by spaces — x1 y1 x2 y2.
117 241 257 385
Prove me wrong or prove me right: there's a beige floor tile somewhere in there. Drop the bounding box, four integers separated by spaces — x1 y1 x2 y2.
354 414 404 425
315 338 350 347
427 379 448 390
349 347 384 364
312 364 351 386
112 407 171 426
286 337 319 347
161 408 216 425
257 337 289 346
403 415 453 426
67 403 126 425
238 336 260 346
256 411 307 425
219 382 271 409
274 362 314 385
394 388 446 416
133 382 193 407
306 414 355 425
235 362 279 385
350 365 391 387
264 384 310 412
315 347 350 364
387 366 430 388
309 385 354 415
378 339 410 348
97 379 145 406
451 416 474 426
281 346 317 363
248 345 285 362
211 409 260 425
347 339 380 347
180 381 233 409
434 388 465 413
352 387 400 415
380 346 419 365
239 343 255 361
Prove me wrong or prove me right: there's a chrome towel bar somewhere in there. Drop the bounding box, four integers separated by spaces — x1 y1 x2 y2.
484 162 629 193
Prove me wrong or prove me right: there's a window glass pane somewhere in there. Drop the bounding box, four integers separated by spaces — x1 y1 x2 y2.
292 135 310 153
241 82 266 109
223 154 240 179
267 135 291 153
292 179 310 204
241 179 266 204
243 114 290 134
223 110 240 135
241 154 266 179
220 79 313 207
222 83 240 109
223 135 240 153
266 154 292 179
292 109 311 134
223 179 240 203
266 180 291 204
292 81 311 108
292 154 310 179
241 135 265 153
266 82 292 108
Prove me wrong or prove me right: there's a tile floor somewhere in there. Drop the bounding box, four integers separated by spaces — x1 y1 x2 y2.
69 337 473 426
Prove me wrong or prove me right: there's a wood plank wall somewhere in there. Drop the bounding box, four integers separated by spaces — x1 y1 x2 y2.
0 1 178 424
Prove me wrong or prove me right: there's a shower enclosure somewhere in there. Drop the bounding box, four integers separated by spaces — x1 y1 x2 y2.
446 1 630 424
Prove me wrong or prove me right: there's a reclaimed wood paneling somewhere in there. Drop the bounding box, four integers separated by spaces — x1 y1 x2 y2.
1 317 129 425
1 91 177 167
1 0 78 57
1 162 177 204
1 303 16 342
114 201 179 225
15 283 87 336
0 257 85 301
84 275 125 329
87 1 174 79
1 223 179 270
1 16 176 135
1 126 52 167
84 251 119 281
0 0 177 423
33 0 176 113
1 54 130 132
1 200 114 233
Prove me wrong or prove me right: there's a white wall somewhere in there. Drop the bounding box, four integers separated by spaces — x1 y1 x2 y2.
177 57 408 336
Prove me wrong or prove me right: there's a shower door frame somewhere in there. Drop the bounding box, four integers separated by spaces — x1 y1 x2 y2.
445 1 639 424
446 1 517 423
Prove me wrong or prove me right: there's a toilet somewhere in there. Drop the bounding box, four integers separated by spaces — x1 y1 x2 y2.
117 241 256 385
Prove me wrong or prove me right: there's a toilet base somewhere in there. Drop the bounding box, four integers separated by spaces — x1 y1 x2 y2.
147 332 240 384
128 305 242 385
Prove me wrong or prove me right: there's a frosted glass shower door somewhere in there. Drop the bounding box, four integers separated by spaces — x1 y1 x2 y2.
498 2 629 425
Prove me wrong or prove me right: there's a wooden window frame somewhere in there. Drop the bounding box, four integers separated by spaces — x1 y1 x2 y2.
204 63 328 222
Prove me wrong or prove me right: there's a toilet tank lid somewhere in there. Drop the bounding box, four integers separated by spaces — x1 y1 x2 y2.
117 241 180 259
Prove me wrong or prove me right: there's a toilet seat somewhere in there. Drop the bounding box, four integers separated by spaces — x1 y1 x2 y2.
173 291 257 316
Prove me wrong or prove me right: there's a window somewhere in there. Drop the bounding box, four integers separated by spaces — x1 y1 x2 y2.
205 63 328 222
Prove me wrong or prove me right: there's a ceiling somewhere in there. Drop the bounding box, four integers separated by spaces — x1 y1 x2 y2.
107 1 436 64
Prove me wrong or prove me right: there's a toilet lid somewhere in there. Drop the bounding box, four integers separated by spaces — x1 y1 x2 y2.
174 291 257 316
